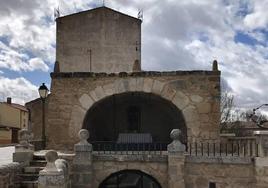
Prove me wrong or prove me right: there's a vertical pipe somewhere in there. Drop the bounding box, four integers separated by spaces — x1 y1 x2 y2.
89 49 92 71
113 96 116 141
42 99 46 149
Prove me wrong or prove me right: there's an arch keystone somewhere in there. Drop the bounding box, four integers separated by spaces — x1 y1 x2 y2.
79 94 94 110
143 78 154 93
172 91 189 110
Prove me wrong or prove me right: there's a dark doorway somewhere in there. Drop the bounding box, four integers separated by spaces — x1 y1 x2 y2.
83 92 187 144
99 170 162 188
11 129 18 143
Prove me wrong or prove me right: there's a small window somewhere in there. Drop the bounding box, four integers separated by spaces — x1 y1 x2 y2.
209 182 216 188
127 105 141 133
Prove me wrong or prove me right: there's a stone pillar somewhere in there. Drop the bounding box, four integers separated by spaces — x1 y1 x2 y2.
38 150 67 188
167 129 186 188
71 129 93 188
212 60 218 71
13 129 34 165
254 131 268 157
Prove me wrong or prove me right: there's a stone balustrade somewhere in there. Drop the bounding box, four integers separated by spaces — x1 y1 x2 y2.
0 162 22 188
71 129 93 188
38 150 69 188
13 129 34 165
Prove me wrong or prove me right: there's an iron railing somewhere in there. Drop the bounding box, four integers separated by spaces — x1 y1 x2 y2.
188 140 259 157
91 140 259 157
92 142 169 155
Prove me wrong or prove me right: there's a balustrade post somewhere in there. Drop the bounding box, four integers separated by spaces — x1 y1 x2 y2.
254 131 268 157
71 129 93 187
167 129 186 188
13 129 34 165
38 150 69 188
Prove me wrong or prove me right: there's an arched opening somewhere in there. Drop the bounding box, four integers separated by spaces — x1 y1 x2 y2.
99 170 162 188
82 92 187 145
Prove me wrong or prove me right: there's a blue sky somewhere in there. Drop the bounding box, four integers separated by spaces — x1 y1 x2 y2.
0 0 267 114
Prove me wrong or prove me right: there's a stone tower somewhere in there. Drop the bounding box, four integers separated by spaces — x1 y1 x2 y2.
56 7 142 73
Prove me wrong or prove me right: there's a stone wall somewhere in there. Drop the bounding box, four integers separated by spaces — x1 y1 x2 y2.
0 162 23 188
47 71 221 150
56 7 141 73
89 154 256 188
92 154 168 187
26 96 49 141
185 156 255 188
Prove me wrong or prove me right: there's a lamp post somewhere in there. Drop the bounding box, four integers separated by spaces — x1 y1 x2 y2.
38 83 49 149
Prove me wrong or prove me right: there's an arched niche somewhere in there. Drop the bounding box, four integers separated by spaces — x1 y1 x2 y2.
99 170 162 188
82 92 187 144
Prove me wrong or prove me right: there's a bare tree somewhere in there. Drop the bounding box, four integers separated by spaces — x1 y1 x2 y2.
220 92 234 123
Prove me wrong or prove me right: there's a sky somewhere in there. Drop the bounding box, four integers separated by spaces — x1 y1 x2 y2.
0 0 267 113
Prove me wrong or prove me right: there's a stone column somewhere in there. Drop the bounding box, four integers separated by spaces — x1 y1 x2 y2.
38 150 67 188
167 129 186 188
254 131 268 157
71 129 93 188
13 129 34 165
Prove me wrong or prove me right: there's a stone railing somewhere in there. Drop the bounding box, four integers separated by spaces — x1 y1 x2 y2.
13 129 34 165
38 150 70 188
0 162 23 188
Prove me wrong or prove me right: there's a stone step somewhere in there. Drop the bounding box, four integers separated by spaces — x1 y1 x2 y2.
17 173 39 181
30 160 47 167
17 180 38 188
33 154 45 160
24 166 44 174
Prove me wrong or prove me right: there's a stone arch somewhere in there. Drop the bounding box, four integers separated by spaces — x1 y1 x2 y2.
82 91 187 143
70 78 201 140
98 169 162 188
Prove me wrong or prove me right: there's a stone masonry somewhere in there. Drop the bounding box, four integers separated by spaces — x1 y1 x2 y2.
46 70 221 150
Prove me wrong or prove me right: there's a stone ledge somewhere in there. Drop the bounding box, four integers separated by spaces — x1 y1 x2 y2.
51 71 221 79
0 162 22 173
93 154 168 162
185 155 253 164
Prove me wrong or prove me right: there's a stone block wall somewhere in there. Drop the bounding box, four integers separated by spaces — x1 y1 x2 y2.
185 156 255 188
26 96 49 141
69 154 258 188
0 162 23 188
47 71 221 150
56 7 141 73
92 155 168 187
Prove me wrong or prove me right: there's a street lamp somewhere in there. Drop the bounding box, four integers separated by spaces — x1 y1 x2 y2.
38 83 49 149
249 104 268 129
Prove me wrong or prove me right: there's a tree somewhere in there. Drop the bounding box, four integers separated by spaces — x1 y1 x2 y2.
220 92 234 123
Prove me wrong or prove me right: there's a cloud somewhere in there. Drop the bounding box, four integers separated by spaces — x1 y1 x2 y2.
0 77 39 105
28 58 49 72
0 0 267 111
0 42 49 72
244 0 268 30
